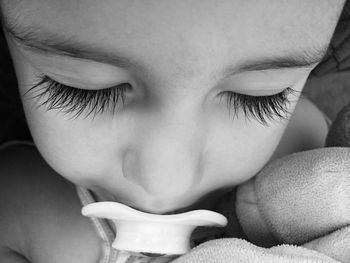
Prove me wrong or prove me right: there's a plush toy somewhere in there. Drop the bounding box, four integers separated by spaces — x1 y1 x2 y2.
173 102 350 263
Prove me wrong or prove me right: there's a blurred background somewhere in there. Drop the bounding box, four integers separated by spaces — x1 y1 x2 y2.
0 2 350 145
304 1 350 121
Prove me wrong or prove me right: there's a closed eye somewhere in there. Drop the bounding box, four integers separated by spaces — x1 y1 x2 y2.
25 74 131 119
25 74 299 125
217 87 299 125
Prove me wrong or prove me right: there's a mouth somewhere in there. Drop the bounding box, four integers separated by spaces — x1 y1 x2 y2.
159 204 200 215
126 202 197 215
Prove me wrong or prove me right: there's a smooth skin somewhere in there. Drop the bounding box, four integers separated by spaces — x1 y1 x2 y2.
0 0 345 262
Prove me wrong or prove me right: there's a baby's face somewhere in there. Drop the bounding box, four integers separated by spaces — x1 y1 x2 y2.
1 0 344 213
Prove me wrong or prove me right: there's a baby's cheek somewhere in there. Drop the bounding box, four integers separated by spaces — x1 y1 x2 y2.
208 120 286 187
22 110 107 182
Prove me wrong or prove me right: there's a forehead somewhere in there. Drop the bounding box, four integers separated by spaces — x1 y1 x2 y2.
0 0 344 79
2 1 342 34
2 1 342 43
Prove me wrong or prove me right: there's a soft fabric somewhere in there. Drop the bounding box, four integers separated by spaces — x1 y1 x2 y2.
236 147 350 247
172 238 339 263
303 226 350 263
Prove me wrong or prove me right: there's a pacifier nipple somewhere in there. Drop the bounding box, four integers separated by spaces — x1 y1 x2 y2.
82 202 227 256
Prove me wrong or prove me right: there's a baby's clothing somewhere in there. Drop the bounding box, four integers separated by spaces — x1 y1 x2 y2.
76 187 122 263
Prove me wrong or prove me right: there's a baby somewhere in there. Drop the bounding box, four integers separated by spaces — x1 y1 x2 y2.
0 0 346 262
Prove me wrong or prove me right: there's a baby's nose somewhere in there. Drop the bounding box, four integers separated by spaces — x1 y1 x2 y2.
122 128 204 197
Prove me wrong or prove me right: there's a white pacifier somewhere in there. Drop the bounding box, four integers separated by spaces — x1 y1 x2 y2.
82 202 227 257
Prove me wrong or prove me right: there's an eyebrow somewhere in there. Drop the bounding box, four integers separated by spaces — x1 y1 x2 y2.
1 13 330 78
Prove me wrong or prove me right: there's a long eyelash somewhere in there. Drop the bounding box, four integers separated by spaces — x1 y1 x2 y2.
25 75 300 124
218 88 300 125
24 75 129 119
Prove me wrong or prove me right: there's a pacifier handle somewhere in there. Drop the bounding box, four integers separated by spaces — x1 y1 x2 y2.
82 201 227 256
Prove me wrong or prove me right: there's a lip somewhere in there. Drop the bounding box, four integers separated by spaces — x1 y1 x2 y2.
159 203 201 215
126 202 198 215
